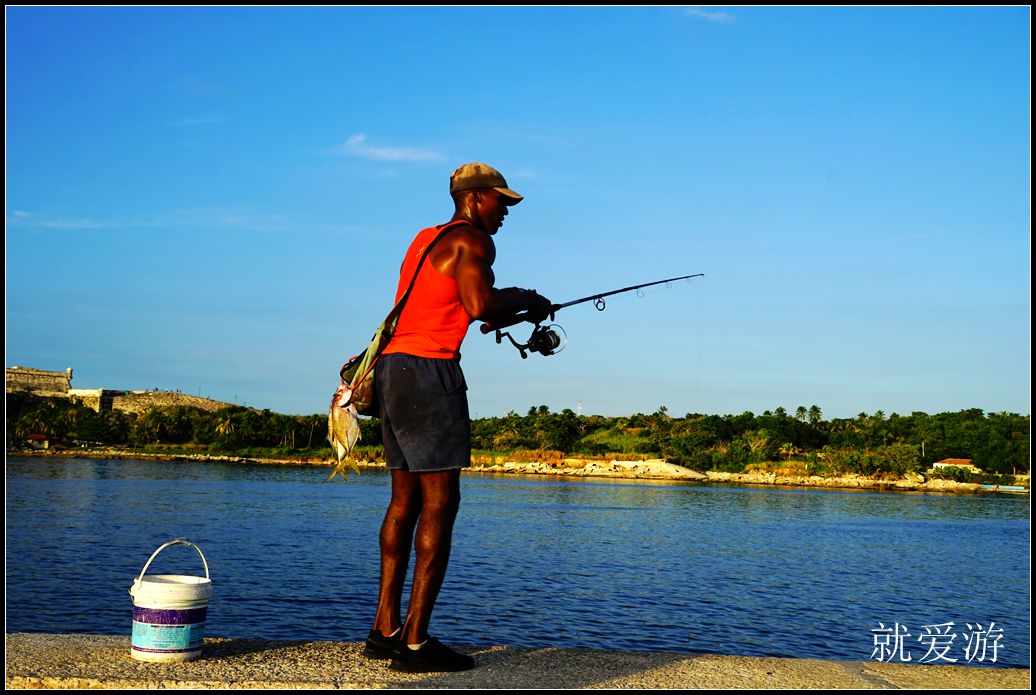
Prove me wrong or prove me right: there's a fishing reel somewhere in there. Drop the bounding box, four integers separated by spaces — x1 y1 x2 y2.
494 323 568 359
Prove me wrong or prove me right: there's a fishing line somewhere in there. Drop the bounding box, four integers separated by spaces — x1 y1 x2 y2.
695 274 704 414
482 272 705 359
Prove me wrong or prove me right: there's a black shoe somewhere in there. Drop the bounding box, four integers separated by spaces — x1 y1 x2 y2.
389 636 475 673
364 629 399 659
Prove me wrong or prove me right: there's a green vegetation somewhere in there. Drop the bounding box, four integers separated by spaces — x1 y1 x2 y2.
6 392 1030 477
927 467 1021 486
5 392 384 460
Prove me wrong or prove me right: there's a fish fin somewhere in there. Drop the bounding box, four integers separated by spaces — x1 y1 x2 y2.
327 456 357 482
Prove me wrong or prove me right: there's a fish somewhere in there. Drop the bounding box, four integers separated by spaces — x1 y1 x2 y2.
327 383 362 481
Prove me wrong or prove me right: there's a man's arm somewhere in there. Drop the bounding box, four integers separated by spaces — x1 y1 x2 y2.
449 226 552 323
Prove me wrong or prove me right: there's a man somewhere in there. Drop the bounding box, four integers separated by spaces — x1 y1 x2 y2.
364 162 552 672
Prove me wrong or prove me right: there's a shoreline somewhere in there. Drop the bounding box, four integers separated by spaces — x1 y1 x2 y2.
8 448 1027 495
5 633 1030 690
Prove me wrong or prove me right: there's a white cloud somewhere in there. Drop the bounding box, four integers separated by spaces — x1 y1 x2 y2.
6 209 256 232
6 208 362 236
337 133 445 162
6 211 106 229
684 6 735 23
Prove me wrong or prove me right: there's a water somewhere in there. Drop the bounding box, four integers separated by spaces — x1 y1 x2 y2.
5 456 1030 668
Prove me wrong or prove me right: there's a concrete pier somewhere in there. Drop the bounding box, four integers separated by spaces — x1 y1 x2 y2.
5 633 1029 689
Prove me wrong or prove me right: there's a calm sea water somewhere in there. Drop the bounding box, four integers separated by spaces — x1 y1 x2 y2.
5 456 1030 668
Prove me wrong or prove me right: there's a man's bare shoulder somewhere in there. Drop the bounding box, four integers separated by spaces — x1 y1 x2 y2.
429 220 495 276
443 221 495 260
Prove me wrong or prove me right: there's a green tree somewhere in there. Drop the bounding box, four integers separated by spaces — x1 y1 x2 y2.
132 410 165 444
873 443 921 476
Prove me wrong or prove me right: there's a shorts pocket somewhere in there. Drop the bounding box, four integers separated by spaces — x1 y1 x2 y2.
437 361 467 394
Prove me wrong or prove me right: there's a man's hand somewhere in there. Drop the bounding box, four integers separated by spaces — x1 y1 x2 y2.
491 287 553 323
498 287 529 297
524 290 554 324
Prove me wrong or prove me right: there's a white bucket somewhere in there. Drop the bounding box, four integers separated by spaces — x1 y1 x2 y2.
129 539 212 662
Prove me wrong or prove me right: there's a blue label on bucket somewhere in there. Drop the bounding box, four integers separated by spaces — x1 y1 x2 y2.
133 606 207 625
132 621 206 652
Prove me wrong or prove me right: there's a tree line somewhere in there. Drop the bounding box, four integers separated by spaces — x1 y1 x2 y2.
6 392 1029 476
471 404 1029 476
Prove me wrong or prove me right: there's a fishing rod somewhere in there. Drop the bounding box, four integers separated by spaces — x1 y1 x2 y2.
480 273 704 359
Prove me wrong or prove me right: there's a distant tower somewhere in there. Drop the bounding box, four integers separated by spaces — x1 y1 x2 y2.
577 401 583 416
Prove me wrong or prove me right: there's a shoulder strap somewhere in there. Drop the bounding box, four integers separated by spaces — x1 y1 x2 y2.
385 219 468 323
338 220 471 386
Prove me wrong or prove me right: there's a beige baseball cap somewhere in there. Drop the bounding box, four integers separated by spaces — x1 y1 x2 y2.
449 162 523 204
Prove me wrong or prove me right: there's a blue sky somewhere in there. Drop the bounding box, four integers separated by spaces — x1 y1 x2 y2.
6 6 1030 419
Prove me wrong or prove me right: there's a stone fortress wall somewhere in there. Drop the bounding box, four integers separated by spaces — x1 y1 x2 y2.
5 366 73 398
111 391 231 414
6 366 233 414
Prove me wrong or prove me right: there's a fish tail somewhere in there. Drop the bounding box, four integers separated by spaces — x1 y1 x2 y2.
327 457 359 482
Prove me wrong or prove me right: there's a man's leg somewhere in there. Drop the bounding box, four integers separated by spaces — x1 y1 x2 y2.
372 469 423 638
400 468 461 645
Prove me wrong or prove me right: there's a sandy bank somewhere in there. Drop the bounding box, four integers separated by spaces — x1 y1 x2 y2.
10 449 1023 495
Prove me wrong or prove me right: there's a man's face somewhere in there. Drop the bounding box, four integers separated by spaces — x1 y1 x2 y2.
474 189 511 235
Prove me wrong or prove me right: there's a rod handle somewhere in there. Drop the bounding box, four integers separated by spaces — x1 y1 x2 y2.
480 311 533 334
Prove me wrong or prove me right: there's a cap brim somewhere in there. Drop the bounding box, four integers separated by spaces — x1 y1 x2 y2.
495 187 523 204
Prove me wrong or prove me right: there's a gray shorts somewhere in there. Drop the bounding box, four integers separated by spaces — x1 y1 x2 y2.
376 353 471 472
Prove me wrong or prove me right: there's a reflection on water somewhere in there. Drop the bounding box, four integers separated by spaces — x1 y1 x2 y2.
5 456 1030 668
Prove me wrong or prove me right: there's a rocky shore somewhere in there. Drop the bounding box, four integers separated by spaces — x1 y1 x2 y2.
473 457 707 481
6 633 1030 690
470 459 1028 494
11 448 1026 495
699 470 995 494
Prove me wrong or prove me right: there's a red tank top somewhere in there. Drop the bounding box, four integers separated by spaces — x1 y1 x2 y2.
382 222 472 359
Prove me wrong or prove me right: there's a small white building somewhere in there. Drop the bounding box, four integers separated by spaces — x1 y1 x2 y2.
932 458 983 474
26 434 50 450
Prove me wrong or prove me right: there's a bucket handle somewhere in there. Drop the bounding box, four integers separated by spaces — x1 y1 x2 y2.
136 539 210 583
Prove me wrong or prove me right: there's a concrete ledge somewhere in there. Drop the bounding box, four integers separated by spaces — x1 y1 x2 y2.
5 634 1029 690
